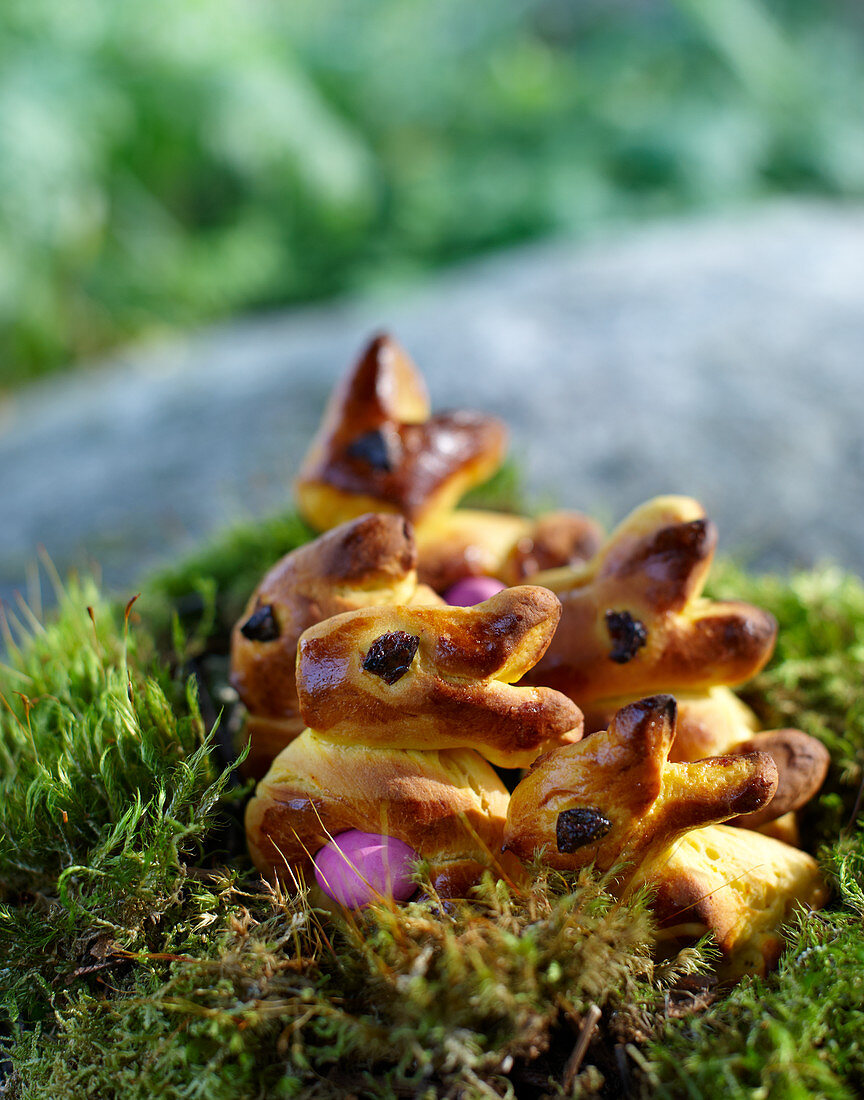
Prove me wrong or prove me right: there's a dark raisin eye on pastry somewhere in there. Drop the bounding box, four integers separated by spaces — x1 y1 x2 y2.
362 631 420 684
605 609 647 664
556 807 612 853
240 604 280 642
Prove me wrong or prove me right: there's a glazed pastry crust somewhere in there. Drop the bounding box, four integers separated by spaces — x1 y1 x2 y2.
501 511 604 586
583 687 830 827
503 695 777 876
415 510 532 592
526 496 778 702
230 513 442 774
295 585 583 768
643 823 828 977
245 732 513 897
295 334 507 530
581 687 759 761
416 509 604 592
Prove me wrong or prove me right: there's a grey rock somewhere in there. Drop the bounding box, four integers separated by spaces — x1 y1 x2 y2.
2 200 864 611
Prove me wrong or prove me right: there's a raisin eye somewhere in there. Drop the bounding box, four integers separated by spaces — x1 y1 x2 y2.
346 428 401 471
556 807 612 853
362 631 420 684
240 604 280 642
605 609 648 664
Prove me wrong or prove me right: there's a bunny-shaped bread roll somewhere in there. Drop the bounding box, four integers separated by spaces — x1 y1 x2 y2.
246 586 583 897
230 513 443 776
584 688 830 830
296 333 507 530
526 496 828 831
504 696 778 874
504 696 827 976
296 585 582 768
295 333 602 592
526 496 777 701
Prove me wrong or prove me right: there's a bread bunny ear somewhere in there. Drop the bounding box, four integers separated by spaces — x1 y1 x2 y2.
295 585 583 769
503 694 778 876
526 495 778 702
430 585 564 682
295 333 508 530
318 333 430 435
230 512 443 777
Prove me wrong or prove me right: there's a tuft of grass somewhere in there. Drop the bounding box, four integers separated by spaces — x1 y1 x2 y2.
0 578 240 1030
3 866 671 1099
639 910 864 1100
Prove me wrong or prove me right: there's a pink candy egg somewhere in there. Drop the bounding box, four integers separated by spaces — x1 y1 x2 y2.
444 575 507 606
313 830 419 908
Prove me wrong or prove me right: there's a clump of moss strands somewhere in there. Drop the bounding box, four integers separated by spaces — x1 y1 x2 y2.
2 512 864 1098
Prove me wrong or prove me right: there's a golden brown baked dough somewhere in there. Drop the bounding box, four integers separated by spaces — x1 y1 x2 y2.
503 695 827 976
525 496 778 702
295 585 583 768
754 812 800 846
584 687 830 829
416 509 603 592
230 512 442 776
728 728 829 828
642 824 828 978
245 734 514 897
581 687 759 762
246 584 583 896
294 332 602 591
503 695 777 875
295 333 507 530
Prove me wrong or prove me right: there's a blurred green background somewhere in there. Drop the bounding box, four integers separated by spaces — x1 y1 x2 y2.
1 0 862 389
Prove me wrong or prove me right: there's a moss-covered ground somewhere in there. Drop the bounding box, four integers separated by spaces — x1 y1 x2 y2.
2 509 863 1098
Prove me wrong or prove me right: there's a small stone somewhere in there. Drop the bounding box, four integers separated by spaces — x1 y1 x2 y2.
313 830 419 908
444 576 507 606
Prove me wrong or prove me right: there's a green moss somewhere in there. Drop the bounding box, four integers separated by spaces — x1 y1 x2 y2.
2 534 864 1097
639 564 864 1099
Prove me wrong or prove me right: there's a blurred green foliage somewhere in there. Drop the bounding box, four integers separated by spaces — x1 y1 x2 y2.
1 0 862 386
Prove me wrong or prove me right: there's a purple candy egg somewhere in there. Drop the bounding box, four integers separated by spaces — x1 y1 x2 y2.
444 576 507 606
313 830 419 908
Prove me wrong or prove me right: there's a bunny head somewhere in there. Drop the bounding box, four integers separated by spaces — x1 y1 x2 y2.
503 695 778 877
526 496 778 703
295 585 583 769
295 333 508 532
230 512 443 775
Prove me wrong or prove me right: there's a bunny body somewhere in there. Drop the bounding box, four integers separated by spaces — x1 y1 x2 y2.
504 696 826 976
246 586 583 897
